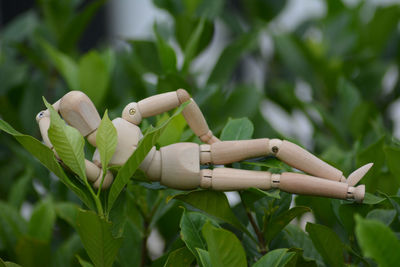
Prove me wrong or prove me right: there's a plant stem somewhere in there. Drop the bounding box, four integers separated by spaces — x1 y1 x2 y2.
239 192 268 254
83 175 104 217
245 210 268 254
140 220 150 267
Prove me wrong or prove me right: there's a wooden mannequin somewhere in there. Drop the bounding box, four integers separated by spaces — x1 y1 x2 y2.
36 90 372 203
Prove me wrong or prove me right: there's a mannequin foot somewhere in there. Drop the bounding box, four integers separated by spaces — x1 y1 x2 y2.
344 163 373 186
347 184 365 203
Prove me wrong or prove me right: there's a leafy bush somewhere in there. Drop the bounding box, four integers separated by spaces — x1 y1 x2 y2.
1 0 400 266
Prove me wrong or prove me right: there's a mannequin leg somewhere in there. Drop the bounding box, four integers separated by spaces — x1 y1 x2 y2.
199 167 364 202
200 139 372 184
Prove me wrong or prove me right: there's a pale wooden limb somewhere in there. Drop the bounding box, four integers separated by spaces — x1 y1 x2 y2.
200 139 269 165
278 172 364 203
200 168 272 191
121 89 219 144
59 91 101 147
85 159 113 190
36 100 61 149
269 139 345 182
199 167 364 202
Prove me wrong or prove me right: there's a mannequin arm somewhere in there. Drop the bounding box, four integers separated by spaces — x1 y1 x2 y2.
122 89 220 144
36 100 61 149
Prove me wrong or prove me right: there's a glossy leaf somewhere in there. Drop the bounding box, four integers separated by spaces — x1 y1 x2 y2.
252 248 296 267
196 248 212 267
202 222 247 267
8 167 32 208
384 145 400 183
264 206 311 243
55 202 80 229
283 224 323 265
79 50 110 106
59 0 106 52
39 40 79 90
44 98 87 181
207 31 258 86
164 247 194 267
171 190 250 237
305 223 344 267
355 215 400 267
366 209 396 226
54 234 83 267
220 117 254 140
76 255 94 267
96 110 118 176
0 201 27 252
76 209 122 267
154 25 177 74
0 119 94 209
363 192 386 205
182 18 205 72
180 210 210 263
15 236 50 267
28 198 56 242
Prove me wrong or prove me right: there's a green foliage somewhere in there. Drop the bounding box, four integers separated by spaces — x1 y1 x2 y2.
76 210 122 267
1 0 400 266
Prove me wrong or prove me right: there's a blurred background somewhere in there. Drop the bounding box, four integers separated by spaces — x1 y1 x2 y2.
1 0 400 266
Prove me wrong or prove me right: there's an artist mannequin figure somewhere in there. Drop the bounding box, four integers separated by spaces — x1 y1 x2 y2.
36 90 372 202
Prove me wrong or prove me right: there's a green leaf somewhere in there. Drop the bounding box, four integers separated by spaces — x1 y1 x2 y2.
366 209 396 226
55 202 80 229
171 190 250 237
154 25 177 73
107 102 188 213
117 220 142 267
156 113 186 147
182 17 206 72
59 0 106 52
76 209 123 267
164 247 195 267
0 119 94 209
79 50 110 106
305 223 344 267
264 206 311 244
384 145 400 183
8 167 32 209
242 158 283 169
208 31 258 86
357 137 385 192
54 234 83 267
96 110 118 172
1 260 22 267
15 236 50 267
246 187 281 200
202 222 247 267
220 117 254 141
76 255 94 267
196 248 212 267
244 0 287 22
283 224 324 265
39 40 79 90
0 201 27 252
252 248 296 267
129 40 162 74
180 210 210 263
355 215 400 267
44 98 87 181
363 192 386 205
28 198 56 242
175 16 214 60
